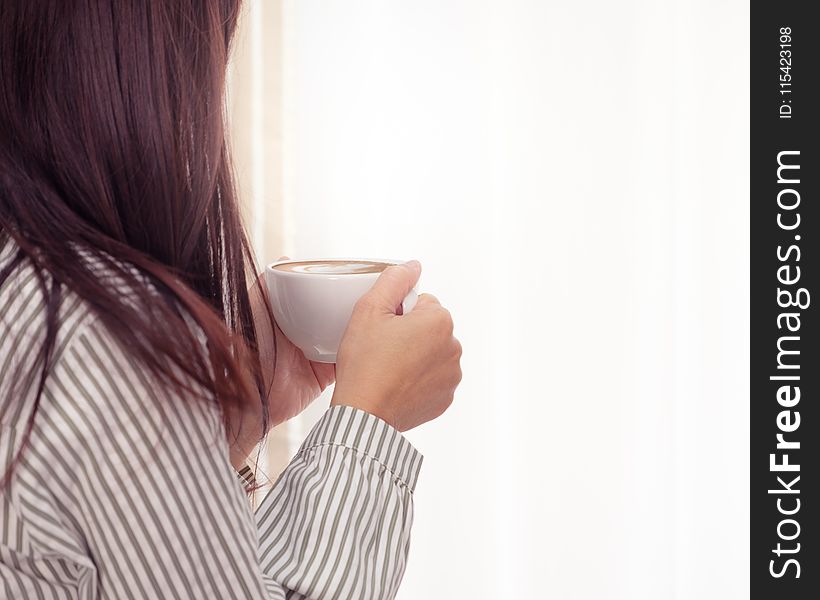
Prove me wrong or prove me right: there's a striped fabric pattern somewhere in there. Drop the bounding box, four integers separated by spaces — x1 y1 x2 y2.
0 239 422 600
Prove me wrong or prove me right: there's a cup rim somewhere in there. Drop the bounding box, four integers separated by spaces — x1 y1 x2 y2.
266 258 407 277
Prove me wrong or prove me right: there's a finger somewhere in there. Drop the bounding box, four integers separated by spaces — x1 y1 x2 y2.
414 292 440 308
365 260 421 314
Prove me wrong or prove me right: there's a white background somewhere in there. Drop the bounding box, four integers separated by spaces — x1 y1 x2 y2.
258 1 750 598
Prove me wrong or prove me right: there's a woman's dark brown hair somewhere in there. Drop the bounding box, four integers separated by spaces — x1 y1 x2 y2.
0 0 271 485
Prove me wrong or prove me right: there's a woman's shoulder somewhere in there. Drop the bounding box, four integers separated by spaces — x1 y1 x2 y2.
1 232 187 371
0 235 94 385
0 235 223 445
35 306 225 474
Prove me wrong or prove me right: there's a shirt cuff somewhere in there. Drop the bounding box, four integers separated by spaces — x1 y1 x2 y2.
235 465 256 492
234 461 272 500
298 404 424 492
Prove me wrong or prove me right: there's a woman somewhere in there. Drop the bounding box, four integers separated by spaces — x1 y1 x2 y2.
0 2 461 599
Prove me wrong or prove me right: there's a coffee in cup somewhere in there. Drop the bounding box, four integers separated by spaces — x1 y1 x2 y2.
272 260 391 275
265 258 418 363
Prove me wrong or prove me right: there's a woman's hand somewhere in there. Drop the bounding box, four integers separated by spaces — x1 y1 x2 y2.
331 261 462 432
228 258 336 468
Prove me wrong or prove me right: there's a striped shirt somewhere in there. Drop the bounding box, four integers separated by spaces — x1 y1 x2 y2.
0 239 422 599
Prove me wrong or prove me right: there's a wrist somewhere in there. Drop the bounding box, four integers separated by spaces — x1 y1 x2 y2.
330 388 399 431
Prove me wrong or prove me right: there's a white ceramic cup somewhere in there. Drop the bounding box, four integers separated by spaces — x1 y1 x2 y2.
265 258 419 363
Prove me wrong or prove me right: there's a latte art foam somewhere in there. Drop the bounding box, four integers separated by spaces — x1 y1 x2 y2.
273 260 391 275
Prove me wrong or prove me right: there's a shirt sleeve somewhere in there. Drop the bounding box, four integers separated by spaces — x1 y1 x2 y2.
19 317 421 600
256 404 423 600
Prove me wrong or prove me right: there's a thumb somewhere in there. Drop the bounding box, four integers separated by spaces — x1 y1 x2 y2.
366 260 421 314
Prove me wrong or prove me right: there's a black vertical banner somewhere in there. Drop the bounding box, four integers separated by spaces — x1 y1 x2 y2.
751 2 818 598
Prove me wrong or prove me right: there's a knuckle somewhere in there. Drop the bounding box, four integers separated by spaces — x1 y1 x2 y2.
418 292 440 306
435 387 455 416
439 309 454 334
